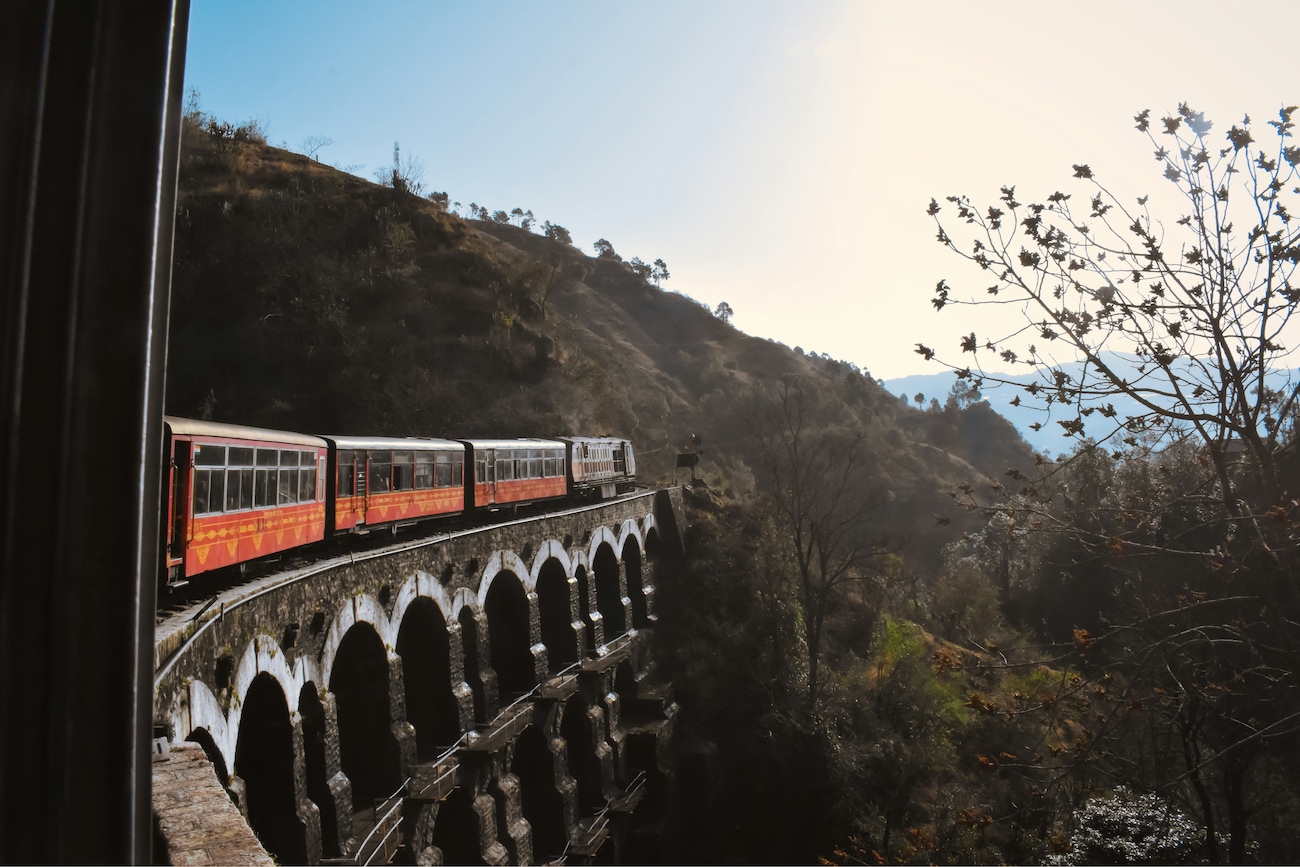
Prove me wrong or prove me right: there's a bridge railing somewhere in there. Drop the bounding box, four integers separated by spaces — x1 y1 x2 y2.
356 778 409 866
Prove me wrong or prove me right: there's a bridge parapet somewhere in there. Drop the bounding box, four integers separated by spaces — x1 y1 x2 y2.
154 488 684 865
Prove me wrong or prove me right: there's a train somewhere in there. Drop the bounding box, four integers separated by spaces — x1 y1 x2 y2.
162 417 638 587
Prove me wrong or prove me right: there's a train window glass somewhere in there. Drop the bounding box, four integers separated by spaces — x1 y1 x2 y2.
299 467 316 502
530 450 541 479
209 470 225 513
435 452 451 487
229 447 254 466
225 469 241 512
278 450 296 468
370 452 392 493
254 466 276 507
298 450 314 466
337 451 354 497
415 452 434 489
279 466 299 504
452 453 463 486
194 444 225 467
513 452 526 480
614 446 626 474
474 456 486 485
497 457 513 481
193 470 211 515
256 449 277 467
543 454 554 478
393 450 414 491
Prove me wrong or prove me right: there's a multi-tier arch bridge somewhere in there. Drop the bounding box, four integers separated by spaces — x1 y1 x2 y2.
152 489 686 866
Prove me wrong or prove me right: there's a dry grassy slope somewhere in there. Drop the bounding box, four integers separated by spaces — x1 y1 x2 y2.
168 134 1035 575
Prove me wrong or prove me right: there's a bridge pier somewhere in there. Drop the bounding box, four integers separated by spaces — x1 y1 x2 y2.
489 750 533 865
290 714 325 865
445 619 477 734
321 690 358 858
387 652 419 781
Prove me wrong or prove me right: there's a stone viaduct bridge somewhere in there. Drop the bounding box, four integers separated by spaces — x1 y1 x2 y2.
152 489 687 866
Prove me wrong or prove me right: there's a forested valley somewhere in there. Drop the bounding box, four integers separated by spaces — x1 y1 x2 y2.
169 100 1300 864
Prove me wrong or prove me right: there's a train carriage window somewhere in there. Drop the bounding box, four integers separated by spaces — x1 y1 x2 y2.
393 450 415 491
227 468 252 511
336 450 355 497
370 451 392 493
192 444 227 515
435 452 452 487
452 452 463 486
223 470 238 512
415 452 434 489
530 449 542 479
475 455 486 484
496 455 513 481
299 464 316 502
254 449 278 508
275 450 297 504
194 444 226 467
223 448 253 512
296 451 317 502
209 470 225 513
513 451 526 480
192 470 211 515
614 446 626 475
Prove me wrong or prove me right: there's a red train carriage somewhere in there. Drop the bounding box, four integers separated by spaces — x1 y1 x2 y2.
163 417 327 586
325 436 465 533
461 438 568 510
560 436 637 499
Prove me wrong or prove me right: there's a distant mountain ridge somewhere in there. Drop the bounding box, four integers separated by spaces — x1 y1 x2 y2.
885 354 1298 455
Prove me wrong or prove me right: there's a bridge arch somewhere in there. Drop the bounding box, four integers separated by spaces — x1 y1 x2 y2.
528 539 574 585
622 536 648 629
390 570 458 643
320 593 394 688
535 555 579 670
396 596 461 759
235 671 308 865
615 519 645 558
329 620 402 808
233 632 306 719
592 540 626 638
476 549 533 606
484 568 538 701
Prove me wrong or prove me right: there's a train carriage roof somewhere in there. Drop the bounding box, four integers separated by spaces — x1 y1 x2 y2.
458 438 566 451
557 436 633 447
164 416 326 448
323 435 463 451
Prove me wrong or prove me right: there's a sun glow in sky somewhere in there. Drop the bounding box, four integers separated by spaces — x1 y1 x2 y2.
185 0 1300 379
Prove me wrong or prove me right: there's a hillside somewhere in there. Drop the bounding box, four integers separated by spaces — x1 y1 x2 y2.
166 116 1037 576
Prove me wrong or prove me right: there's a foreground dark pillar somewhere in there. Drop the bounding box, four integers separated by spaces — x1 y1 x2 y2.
0 0 188 861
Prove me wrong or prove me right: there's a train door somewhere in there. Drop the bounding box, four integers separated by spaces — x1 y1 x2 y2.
483 448 496 506
335 449 359 529
169 440 191 565
358 451 370 523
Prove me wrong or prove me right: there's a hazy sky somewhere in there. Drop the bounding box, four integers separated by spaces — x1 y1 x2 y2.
185 0 1300 379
